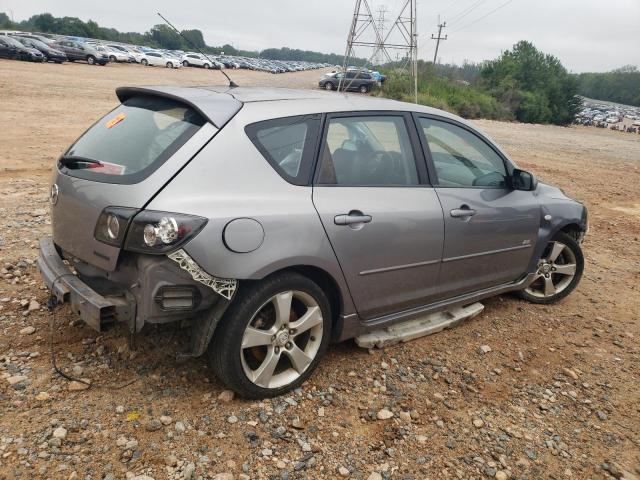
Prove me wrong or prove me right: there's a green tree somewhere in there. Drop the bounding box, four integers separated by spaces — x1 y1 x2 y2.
480 41 580 125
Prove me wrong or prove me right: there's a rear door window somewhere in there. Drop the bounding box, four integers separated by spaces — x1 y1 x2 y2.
60 95 205 184
245 115 321 185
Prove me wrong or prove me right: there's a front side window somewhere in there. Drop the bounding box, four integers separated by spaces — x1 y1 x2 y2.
317 116 419 186
61 95 205 184
419 118 508 188
245 115 320 185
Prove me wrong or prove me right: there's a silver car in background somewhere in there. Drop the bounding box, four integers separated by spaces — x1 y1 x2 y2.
38 87 587 398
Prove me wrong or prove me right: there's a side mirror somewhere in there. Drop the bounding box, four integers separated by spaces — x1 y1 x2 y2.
512 168 538 191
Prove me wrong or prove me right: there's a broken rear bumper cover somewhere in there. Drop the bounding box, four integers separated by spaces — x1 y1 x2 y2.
37 235 236 334
36 235 133 331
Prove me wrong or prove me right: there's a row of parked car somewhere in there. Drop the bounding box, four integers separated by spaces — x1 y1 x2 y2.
0 30 332 73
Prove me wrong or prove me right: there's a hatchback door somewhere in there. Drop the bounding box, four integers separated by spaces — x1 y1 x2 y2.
50 91 240 272
415 115 540 298
312 112 444 320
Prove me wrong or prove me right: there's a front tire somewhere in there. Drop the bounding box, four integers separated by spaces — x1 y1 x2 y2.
324 82 334 91
166 61 173 68
517 232 584 304
182 60 189 67
209 272 332 398
109 55 116 62
86 55 96 65
141 58 148 66
359 84 370 93
203 63 210 69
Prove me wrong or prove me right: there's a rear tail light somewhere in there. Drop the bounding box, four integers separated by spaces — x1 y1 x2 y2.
123 210 208 254
94 207 138 247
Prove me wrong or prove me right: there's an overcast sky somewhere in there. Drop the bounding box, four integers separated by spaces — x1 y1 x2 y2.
3 0 639 72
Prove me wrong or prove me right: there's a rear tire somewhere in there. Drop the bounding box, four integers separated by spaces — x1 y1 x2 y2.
109 55 116 63
517 232 584 304
208 272 332 399
359 84 370 94
141 58 148 66
203 63 210 69
182 60 189 67
324 82 334 91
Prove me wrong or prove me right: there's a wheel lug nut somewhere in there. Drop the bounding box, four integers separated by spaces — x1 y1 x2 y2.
545 274 550 278
285 342 292 349
274 347 280 354
289 329 295 334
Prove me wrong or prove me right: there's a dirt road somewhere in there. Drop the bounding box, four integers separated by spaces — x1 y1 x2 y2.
1 60 639 480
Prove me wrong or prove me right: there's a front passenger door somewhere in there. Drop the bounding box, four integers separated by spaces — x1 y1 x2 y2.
416 116 540 298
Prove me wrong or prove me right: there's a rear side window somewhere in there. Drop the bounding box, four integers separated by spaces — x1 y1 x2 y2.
61 96 205 184
245 115 320 185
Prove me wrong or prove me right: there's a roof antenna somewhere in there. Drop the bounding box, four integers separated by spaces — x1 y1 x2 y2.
157 12 238 88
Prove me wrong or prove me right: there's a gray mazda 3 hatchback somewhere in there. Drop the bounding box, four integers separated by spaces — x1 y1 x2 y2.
38 86 588 398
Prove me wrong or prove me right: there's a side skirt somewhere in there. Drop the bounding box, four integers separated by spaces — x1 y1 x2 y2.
337 272 537 341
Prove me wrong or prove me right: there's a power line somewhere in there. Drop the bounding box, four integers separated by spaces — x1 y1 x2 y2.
446 0 489 25
449 0 515 33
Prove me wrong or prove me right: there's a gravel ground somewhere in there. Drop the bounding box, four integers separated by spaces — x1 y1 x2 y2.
0 59 639 480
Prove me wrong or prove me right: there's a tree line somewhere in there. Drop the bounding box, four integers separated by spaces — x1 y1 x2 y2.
380 41 582 125
575 66 640 107
0 12 357 64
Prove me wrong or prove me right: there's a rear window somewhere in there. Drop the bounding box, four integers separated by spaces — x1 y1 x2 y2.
61 96 205 184
245 115 320 185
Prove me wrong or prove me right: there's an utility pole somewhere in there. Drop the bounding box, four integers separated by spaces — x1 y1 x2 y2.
375 6 388 65
430 21 447 64
340 0 418 102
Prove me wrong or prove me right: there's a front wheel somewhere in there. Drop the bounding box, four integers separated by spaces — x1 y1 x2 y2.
359 84 370 94
166 62 173 68
109 55 116 62
182 60 189 67
141 58 148 66
517 232 584 304
86 55 96 65
203 63 210 69
209 272 331 398
324 82 334 91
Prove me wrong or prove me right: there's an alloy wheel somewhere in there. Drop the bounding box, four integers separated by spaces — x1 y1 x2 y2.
524 240 577 298
240 290 323 389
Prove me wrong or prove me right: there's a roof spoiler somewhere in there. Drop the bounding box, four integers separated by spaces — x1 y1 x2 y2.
115 86 242 129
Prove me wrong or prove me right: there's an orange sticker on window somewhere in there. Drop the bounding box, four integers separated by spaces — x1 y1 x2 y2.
105 112 126 129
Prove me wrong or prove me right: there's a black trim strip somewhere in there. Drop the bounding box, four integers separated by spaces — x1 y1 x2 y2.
442 243 531 263
359 258 440 276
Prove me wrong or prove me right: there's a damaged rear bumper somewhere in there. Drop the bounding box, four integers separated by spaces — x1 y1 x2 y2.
36 235 133 331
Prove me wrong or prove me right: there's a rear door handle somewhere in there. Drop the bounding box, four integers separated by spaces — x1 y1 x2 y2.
334 213 372 226
450 205 477 218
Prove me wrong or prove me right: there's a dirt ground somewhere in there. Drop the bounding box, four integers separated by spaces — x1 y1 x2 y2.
0 60 638 480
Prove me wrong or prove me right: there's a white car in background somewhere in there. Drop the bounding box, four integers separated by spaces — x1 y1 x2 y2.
107 44 140 63
181 53 213 69
140 51 182 68
88 44 130 63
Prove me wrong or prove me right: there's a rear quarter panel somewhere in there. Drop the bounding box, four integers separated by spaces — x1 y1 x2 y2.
145 110 356 315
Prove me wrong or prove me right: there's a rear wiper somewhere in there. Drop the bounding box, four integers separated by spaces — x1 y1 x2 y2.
59 155 103 169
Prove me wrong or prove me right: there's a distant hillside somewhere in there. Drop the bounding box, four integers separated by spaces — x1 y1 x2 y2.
0 11 360 64
574 66 640 107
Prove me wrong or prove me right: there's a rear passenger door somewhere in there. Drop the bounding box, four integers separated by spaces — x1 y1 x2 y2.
415 115 540 297
312 112 445 320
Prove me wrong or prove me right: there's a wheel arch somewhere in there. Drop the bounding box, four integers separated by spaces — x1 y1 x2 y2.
261 264 345 342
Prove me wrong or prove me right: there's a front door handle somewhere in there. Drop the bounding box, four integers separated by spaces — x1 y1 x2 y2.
334 212 372 226
450 205 477 218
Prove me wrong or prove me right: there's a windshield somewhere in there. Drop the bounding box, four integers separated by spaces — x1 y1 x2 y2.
61 96 206 184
